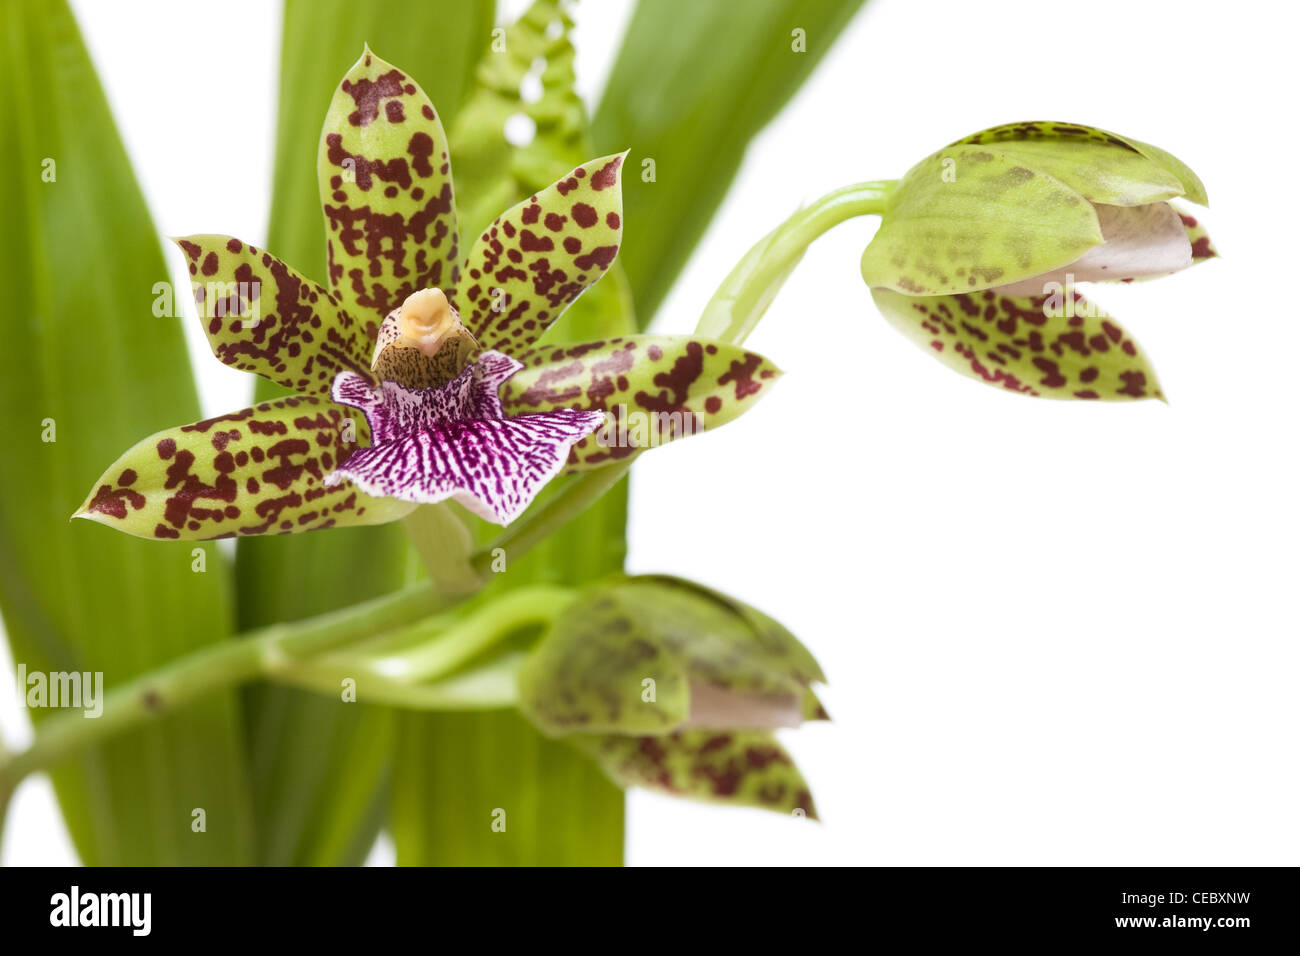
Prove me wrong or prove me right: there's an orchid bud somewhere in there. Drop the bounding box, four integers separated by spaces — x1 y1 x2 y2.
517 575 827 816
860 122 1216 401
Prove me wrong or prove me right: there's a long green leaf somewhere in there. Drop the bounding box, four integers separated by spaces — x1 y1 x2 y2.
237 0 495 866
0 0 253 864
592 0 867 325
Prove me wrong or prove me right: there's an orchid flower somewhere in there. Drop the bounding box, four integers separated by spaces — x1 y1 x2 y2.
860 122 1217 400
518 575 828 817
76 50 779 539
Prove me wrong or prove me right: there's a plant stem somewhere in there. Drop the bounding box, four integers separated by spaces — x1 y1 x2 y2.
695 180 896 345
350 584 574 682
0 582 449 790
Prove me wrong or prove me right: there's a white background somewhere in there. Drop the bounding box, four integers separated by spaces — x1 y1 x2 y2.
3 0 1296 866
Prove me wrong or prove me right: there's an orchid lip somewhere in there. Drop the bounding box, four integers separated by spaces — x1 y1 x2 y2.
683 683 804 730
992 201 1193 296
324 351 605 525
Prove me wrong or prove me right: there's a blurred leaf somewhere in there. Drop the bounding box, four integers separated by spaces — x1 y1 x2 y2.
592 0 867 325
0 0 253 863
237 0 495 866
393 0 629 867
393 709 623 866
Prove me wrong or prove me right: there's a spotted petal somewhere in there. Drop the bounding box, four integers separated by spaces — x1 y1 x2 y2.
327 352 604 524
501 335 781 470
75 397 414 540
578 730 818 819
457 153 627 352
318 48 460 319
173 235 376 396
872 287 1162 400
1179 208 1218 264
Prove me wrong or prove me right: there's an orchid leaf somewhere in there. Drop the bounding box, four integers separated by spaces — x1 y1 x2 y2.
172 235 376 396
519 575 823 737
76 397 414 541
393 709 623 866
861 146 1105 297
238 0 494 866
579 730 818 819
592 0 868 325
459 152 627 353
871 287 1164 401
501 335 781 469
318 48 462 319
950 121 1190 207
0 0 253 863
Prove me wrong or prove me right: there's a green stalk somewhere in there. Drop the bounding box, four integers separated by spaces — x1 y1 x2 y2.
695 181 895 344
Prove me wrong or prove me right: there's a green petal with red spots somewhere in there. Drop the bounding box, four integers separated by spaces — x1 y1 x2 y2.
74 397 414 541
457 152 627 352
578 730 818 819
950 121 1196 207
500 334 780 470
860 145 1105 297
1178 206 1218 264
871 287 1163 401
519 575 823 737
318 47 460 319
172 235 376 396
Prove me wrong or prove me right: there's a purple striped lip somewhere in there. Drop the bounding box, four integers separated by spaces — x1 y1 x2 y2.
324 350 605 525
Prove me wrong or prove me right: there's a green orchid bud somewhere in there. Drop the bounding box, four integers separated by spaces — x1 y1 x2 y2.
860 121 1216 401
518 575 827 817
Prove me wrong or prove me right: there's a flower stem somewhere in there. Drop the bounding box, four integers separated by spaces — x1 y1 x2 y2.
347 584 574 682
0 582 449 791
695 180 896 345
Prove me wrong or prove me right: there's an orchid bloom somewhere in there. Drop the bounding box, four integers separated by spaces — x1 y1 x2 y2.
860 121 1217 401
77 50 779 539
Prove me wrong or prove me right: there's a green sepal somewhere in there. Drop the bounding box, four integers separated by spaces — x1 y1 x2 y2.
950 121 1197 206
871 286 1163 401
577 730 818 819
518 575 823 737
500 334 781 470
172 234 375 396
458 152 627 353
318 47 460 318
860 145 1104 296
75 396 414 540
